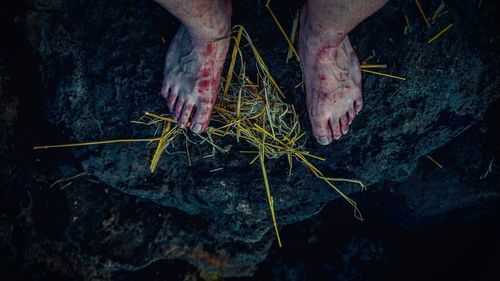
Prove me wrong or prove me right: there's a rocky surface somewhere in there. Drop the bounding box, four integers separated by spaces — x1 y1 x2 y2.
1 0 499 279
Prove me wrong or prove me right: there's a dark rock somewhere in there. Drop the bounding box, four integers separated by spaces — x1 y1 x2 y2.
250 102 500 280
1 0 498 279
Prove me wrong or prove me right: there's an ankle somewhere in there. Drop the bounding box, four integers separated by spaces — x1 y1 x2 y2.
299 5 346 50
300 24 346 49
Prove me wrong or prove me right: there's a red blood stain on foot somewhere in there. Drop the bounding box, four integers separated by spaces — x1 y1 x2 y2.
201 44 215 57
198 80 210 93
200 67 211 78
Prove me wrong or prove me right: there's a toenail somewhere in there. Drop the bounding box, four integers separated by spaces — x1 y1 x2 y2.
191 123 203 134
178 123 185 129
318 136 331 145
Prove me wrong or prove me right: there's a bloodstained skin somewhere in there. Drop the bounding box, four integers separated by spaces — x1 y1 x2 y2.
197 43 220 104
156 0 231 133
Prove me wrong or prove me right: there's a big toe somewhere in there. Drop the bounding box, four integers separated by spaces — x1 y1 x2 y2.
310 118 333 145
190 103 213 134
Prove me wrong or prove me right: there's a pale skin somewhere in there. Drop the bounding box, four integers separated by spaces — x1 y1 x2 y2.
154 0 388 144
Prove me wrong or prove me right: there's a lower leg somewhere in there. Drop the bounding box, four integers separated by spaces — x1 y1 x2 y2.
155 0 232 40
302 0 388 42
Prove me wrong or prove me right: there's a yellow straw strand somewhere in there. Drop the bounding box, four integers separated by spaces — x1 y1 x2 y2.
361 50 377 64
415 0 431 28
144 112 176 123
361 69 406 80
360 64 387 69
259 144 282 248
404 14 410 34
150 121 174 173
287 152 293 176
223 26 244 98
185 137 192 167
426 155 444 168
33 138 161 150
286 10 300 63
265 1 300 62
431 2 446 24
427 23 453 44
321 177 367 191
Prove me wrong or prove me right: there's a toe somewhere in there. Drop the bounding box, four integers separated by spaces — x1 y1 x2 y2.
190 103 213 133
354 97 363 114
310 117 332 145
329 118 342 140
166 91 178 112
340 115 349 135
347 106 356 125
177 102 194 128
161 82 171 99
173 98 184 121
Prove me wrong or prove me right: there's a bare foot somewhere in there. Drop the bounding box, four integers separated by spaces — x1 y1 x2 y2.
299 5 363 145
160 10 230 133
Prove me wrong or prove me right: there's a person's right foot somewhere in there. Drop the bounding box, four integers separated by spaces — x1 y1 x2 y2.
299 5 363 145
160 2 231 133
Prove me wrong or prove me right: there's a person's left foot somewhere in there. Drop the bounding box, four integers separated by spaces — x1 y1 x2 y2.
299 5 363 145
